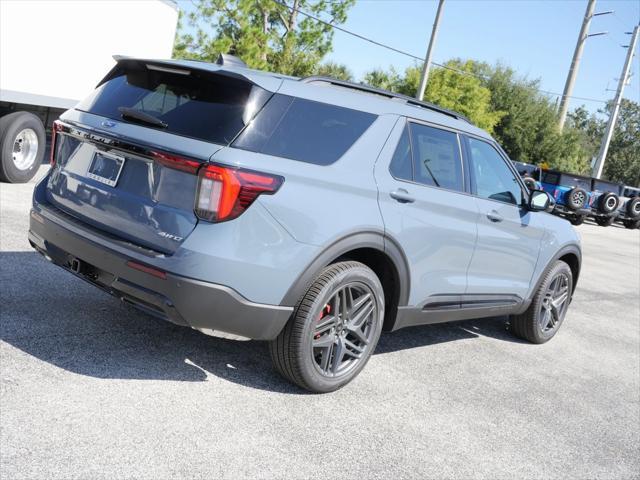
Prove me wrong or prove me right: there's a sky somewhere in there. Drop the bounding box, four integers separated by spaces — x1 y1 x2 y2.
176 0 640 115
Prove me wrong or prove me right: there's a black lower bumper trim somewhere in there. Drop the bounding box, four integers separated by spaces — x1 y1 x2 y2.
29 207 293 340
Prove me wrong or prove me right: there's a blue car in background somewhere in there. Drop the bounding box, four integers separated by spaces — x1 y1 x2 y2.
588 178 622 227
540 170 592 225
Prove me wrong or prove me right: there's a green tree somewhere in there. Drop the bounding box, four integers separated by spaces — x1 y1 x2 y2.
173 0 354 77
471 62 591 173
363 60 504 133
362 68 403 92
602 100 640 186
569 100 640 186
314 61 353 81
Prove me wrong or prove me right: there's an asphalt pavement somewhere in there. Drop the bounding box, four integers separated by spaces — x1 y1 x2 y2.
1 167 639 479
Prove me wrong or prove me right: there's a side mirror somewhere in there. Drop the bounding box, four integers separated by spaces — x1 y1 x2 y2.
529 190 554 213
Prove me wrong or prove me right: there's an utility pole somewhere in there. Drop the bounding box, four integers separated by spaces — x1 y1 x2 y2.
558 0 610 130
592 25 639 179
416 0 445 101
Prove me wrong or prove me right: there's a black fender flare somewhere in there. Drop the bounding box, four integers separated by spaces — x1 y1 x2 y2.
517 243 582 314
280 230 411 308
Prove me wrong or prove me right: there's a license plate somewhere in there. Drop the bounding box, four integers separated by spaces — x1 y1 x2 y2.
87 151 125 187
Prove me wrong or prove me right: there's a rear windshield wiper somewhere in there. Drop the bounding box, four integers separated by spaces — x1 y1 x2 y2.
118 107 168 129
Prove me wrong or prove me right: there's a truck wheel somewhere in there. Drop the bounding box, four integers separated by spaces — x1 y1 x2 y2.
595 216 615 227
598 192 619 214
623 219 640 229
270 261 385 393
510 260 573 344
626 197 640 219
569 214 585 226
0 112 45 183
566 187 588 211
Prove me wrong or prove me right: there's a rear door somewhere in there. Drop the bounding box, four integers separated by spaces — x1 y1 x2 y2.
463 135 545 301
46 60 273 253
374 118 478 306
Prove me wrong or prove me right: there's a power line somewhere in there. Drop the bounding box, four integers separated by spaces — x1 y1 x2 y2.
270 0 609 104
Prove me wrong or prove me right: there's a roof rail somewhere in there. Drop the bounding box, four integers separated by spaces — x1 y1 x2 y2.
301 76 471 123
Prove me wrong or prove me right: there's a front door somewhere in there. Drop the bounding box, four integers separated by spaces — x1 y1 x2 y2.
463 135 545 301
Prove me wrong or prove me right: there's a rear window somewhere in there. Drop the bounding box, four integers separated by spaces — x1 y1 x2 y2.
76 62 271 144
592 180 621 194
233 95 376 165
561 175 591 191
542 171 560 185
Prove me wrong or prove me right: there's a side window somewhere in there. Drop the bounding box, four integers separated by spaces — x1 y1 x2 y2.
233 95 376 165
467 137 523 205
389 126 412 181
409 123 464 192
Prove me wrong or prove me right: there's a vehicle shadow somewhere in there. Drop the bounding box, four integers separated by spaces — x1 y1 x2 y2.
1 251 523 394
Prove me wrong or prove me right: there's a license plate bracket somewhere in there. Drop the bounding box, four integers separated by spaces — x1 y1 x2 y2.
87 151 125 187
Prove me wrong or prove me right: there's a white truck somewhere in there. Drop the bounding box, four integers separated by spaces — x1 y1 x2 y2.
0 0 179 183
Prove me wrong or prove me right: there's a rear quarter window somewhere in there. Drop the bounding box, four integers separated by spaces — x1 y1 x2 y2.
233 95 376 165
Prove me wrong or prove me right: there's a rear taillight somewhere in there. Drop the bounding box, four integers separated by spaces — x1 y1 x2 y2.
50 120 63 166
150 151 200 174
195 164 283 223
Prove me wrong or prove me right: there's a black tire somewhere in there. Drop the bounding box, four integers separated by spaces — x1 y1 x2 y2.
626 197 640 219
569 214 585 226
510 260 573 344
623 219 640 229
0 112 46 183
598 192 619 214
523 177 537 191
566 187 588 211
595 216 615 227
270 261 385 393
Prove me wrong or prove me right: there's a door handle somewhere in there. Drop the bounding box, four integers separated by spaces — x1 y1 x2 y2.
486 210 503 223
390 189 415 204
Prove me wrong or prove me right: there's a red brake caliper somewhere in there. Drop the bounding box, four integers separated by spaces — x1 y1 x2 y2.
314 304 331 339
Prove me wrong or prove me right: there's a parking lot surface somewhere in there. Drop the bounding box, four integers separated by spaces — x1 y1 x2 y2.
1 167 639 479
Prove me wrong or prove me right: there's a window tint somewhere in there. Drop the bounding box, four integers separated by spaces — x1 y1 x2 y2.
542 171 560 185
233 95 376 165
560 174 591 191
409 123 463 191
76 63 270 144
468 137 523 205
389 126 412 181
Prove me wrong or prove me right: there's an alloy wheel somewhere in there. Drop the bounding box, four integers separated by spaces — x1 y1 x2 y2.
311 282 378 378
539 273 570 333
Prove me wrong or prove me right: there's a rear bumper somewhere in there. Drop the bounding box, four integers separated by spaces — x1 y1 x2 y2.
28 207 293 340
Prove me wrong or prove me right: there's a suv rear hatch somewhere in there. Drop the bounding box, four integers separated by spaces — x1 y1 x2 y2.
46 59 274 253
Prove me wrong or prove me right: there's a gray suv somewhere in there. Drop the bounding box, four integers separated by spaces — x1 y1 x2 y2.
29 55 581 392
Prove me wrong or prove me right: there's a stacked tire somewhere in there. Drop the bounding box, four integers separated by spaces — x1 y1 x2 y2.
622 197 640 229
566 187 588 226
594 192 619 227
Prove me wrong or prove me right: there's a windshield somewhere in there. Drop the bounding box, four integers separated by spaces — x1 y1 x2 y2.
76 63 271 144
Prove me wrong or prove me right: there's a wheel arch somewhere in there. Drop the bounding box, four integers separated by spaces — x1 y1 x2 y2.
533 244 581 299
280 231 410 331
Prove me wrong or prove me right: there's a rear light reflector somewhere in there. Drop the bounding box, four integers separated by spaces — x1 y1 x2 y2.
195 164 283 222
50 120 63 166
126 261 167 280
150 151 201 174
